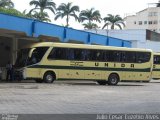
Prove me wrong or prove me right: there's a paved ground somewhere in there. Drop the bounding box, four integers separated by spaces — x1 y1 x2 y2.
0 80 159 114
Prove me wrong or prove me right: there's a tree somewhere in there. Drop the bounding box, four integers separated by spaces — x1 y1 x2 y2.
29 0 56 22
83 22 99 30
23 10 33 18
0 8 25 17
79 8 101 23
102 14 125 29
55 2 79 27
23 10 51 22
32 11 51 22
79 8 101 29
0 0 14 8
29 0 56 13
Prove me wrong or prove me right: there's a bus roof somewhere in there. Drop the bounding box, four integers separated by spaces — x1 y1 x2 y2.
23 42 152 52
154 52 160 55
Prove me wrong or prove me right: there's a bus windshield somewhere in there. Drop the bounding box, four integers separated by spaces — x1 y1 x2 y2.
15 47 49 67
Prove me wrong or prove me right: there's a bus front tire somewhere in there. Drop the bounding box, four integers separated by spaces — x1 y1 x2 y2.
97 81 107 85
108 74 119 85
43 72 55 83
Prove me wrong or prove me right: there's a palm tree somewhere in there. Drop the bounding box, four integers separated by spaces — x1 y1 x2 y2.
29 0 56 13
0 0 14 8
55 2 79 27
79 8 101 29
29 0 56 22
32 11 51 22
102 14 125 29
83 22 99 30
23 10 51 22
79 8 101 23
23 10 33 18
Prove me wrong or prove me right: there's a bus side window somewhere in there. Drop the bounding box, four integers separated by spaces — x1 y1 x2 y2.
125 52 136 63
114 51 121 62
144 53 151 62
48 48 55 59
88 50 102 61
88 50 93 61
74 49 85 61
136 52 143 63
136 52 151 63
68 48 74 60
68 49 86 61
121 52 126 62
154 55 160 64
84 50 90 61
48 48 68 60
104 51 109 61
154 56 156 64
157 56 160 64
96 50 104 61
57 48 68 59
81 49 88 61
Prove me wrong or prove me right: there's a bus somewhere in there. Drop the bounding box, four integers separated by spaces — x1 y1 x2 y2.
14 42 153 85
152 53 160 80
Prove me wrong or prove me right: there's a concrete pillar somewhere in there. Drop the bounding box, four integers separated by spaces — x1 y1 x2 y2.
11 37 18 65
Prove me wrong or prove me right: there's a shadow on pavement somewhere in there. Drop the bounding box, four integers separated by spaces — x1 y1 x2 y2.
0 79 146 87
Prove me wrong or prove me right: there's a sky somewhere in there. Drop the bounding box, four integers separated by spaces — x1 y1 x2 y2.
12 0 159 29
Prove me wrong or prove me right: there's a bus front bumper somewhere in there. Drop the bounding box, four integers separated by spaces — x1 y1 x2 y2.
14 69 26 80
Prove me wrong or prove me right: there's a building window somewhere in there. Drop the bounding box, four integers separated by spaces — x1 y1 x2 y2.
149 12 158 16
149 21 152 24
139 21 142 25
144 21 147 24
153 20 158 24
134 21 136 24
154 12 158 16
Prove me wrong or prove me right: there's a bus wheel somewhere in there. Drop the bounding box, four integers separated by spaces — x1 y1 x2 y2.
108 74 119 85
43 72 55 83
35 79 43 83
97 81 107 85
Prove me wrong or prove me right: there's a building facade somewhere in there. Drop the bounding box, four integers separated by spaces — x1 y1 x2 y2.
125 7 160 33
87 29 160 52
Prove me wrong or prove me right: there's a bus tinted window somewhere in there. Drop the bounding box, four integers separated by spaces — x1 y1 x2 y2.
105 51 123 62
121 52 136 63
73 49 86 61
113 51 121 62
87 50 104 61
106 51 114 61
136 52 151 63
48 47 151 63
154 55 160 64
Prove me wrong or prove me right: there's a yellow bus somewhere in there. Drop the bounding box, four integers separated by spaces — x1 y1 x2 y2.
152 53 160 80
15 42 153 85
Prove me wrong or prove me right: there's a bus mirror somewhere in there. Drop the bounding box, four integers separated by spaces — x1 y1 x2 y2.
29 48 36 58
